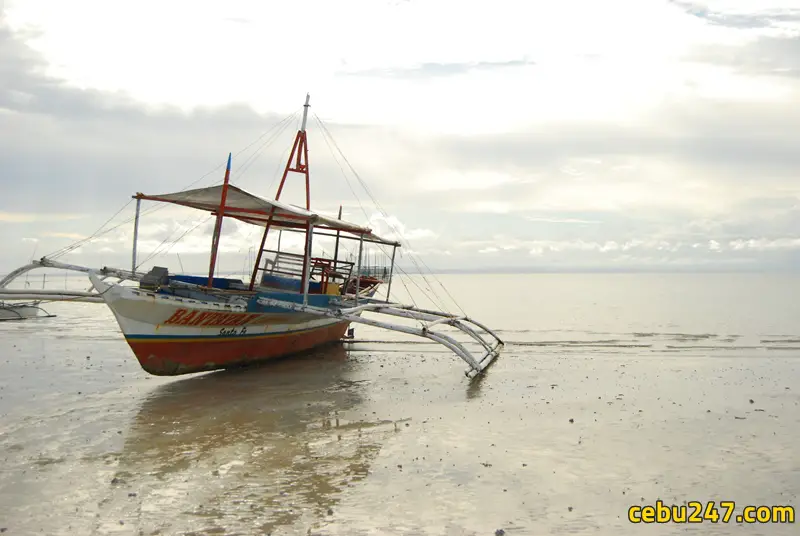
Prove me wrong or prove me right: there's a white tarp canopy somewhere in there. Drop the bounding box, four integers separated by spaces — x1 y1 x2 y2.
135 185 400 246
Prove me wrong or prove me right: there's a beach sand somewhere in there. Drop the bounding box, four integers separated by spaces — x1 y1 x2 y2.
0 273 798 535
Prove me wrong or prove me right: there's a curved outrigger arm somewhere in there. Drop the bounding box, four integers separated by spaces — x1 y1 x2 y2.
0 257 141 302
257 296 504 379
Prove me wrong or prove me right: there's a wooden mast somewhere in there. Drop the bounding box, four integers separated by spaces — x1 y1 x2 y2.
248 94 312 291
207 152 232 287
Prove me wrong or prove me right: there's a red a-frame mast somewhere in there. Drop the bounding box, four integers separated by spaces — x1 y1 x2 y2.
248 94 312 290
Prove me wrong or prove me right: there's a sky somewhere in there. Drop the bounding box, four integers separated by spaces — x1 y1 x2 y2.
2 0 800 276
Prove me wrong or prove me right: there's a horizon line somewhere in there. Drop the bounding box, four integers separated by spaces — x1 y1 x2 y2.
5 266 800 278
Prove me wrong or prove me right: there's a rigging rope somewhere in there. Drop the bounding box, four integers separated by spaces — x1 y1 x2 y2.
313 118 426 315
36 105 471 323
136 215 214 269
232 126 301 257
134 111 300 270
45 200 134 260
42 109 301 266
313 114 468 317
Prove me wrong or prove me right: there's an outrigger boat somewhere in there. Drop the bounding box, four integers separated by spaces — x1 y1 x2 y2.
0 95 503 379
0 276 56 321
0 300 54 321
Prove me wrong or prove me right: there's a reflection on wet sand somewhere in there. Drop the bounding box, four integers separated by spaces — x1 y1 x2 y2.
465 365 490 401
111 345 401 535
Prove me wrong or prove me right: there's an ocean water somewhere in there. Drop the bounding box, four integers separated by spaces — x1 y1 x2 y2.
0 273 798 535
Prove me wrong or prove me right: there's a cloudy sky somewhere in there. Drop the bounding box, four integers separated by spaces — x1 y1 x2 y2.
2 0 800 276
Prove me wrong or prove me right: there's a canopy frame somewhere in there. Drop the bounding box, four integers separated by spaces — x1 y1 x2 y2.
130 95 400 301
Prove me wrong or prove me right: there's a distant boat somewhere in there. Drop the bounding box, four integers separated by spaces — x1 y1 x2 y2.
0 95 503 379
0 300 54 321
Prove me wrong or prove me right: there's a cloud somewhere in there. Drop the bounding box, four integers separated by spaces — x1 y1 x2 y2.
689 34 800 77
673 1 800 78
669 1 800 30
458 202 513 214
0 212 87 223
414 170 530 192
366 213 439 245
41 232 85 240
2 2 800 277
524 217 602 225
729 237 800 250
339 59 536 79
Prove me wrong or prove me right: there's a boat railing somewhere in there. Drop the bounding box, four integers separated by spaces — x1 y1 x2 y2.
262 250 355 281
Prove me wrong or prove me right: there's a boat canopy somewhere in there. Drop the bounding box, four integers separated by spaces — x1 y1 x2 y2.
134 185 400 246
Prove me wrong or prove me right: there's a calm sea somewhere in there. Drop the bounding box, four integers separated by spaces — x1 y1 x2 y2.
0 273 798 535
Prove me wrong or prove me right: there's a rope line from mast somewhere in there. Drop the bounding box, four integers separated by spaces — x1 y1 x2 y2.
133 111 301 269
40 109 301 265
312 117 429 321
313 113 467 317
31 105 470 323
314 118 444 314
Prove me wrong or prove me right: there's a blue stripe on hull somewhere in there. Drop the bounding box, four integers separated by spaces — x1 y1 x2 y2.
126 323 336 341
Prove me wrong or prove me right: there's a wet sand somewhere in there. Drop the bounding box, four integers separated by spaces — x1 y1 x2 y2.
1 274 799 535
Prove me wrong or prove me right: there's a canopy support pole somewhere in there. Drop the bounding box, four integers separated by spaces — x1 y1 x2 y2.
385 244 397 303
302 222 314 305
355 233 364 305
333 205 342 267
207 152 232 287
248 207 276 291
131 198 141 273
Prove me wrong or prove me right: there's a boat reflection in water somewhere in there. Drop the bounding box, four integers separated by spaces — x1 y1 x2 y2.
115 345 400 534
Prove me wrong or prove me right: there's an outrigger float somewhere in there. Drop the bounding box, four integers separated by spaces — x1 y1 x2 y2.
0 95 503 379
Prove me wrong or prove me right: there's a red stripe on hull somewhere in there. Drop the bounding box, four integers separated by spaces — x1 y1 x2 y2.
126 321 351 376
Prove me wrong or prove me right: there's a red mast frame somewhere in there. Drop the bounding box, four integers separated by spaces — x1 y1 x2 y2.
248 94 312 291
